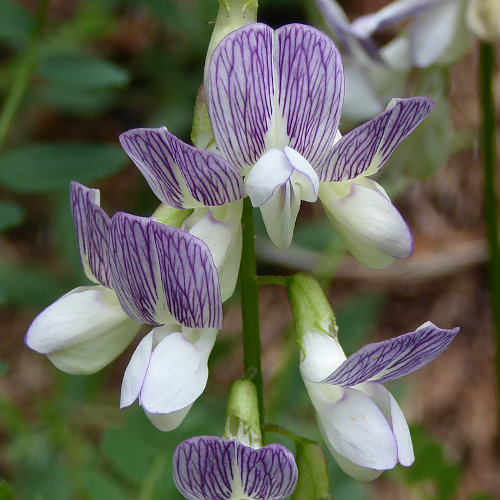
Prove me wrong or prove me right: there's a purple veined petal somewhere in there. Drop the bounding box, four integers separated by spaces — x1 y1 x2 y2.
351 0 446 36
150 219 222 329
323 321 460 387
314 0 380 60
237 441 298 499
319 96 434 182
70 181 112 287
315 0 360 54
109 213 222 328
108 212 166 325
173 437 298 500
119 127 244 209
274 24 345 169
174 436 235 500
206 23 274 171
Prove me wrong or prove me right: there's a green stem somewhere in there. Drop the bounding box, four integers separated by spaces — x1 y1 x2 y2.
137 453 168 500
239 197 263 426
0 0 50 150
257 275 287 286
264 423 310 445
480 42 500 437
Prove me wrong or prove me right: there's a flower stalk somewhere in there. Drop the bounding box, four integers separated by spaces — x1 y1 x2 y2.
479 42 500 433
239 197 264 426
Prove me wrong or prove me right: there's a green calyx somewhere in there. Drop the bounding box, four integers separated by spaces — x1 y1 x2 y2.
206 0 258 62
292 441 331 500
152 205 193 228
285 273 338 350
224 379 262 448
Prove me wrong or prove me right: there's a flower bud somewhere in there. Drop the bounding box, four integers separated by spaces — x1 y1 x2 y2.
467 0 500 42
224 379 262 448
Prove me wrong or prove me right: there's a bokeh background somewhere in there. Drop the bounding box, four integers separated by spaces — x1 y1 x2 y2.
0 0 499 498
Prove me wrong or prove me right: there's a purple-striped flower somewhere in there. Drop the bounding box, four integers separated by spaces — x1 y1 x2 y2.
300 321 459 480
316 0 469 69
120 22 434 268
173 437 298 500
26 182 223 430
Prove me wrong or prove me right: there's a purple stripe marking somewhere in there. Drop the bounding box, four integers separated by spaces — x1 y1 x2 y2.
120 128 244 208
151 221 222 329
207 23 274 171
238 442 298 499
275 23 344 170
324 322 460 387
173 437 298 500
120 129 184 208
173 437 234 500
320 96 434 182
108 213 161 325
70 181 112 287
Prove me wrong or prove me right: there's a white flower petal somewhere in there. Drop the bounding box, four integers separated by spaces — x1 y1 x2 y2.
318 387 398 470
139 328 217 414
120 332 154 409
388 391 414 465
354 382 414 467
319 179 412 269
26 286 139 375
246 148 319 250
145 405 192 432
326 444 384 481
260 181 300 250
299 331 346 383
245 149 294 207
409 0 463 67
186 202 243 302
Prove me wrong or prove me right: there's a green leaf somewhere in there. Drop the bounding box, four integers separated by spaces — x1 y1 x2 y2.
38 52 130 90
32 85 118 116
0 200 23 231
0 143 128 193
0 0 32 43
0 262 66 308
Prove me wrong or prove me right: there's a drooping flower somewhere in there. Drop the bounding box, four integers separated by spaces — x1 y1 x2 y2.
314 0 470 123
120 22 434 268
286 273 459 480
316 0 470 69
301 321 459 480
26 182 223 430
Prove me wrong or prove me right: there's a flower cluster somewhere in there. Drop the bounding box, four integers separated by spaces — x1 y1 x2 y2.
25 4 461 498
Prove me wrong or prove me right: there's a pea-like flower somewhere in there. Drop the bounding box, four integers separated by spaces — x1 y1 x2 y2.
300 321 459 480
173 436 298 500
26 182 224 430
316 0 469 69
120 22 434 268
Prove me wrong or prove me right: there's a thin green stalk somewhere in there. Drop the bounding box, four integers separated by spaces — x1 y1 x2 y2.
257 275 287 286
0 0 50 150
480 42 500 436
137 452 168 500
239 197 263 425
